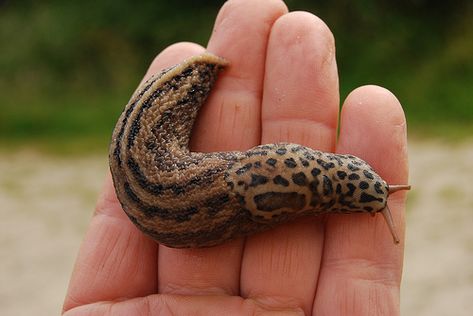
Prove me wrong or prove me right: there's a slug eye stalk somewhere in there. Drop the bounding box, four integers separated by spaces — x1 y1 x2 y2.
381 184 411 244
388 184 411 194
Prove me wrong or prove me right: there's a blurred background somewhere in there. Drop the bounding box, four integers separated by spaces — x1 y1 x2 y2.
0 0 472 315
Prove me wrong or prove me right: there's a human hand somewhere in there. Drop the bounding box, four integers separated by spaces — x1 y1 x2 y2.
63 0 408 315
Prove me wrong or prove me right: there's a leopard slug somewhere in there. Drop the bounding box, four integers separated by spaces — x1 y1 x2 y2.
109 52 410 248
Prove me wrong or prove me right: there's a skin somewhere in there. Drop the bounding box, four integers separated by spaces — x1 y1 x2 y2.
63 0 408 315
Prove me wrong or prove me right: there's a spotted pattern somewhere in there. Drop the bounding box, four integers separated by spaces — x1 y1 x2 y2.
226 143 389 222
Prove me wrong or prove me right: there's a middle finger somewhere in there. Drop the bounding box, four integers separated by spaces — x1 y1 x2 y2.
240 11 340 314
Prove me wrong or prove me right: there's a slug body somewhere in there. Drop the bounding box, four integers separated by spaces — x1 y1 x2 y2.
109 53 407 248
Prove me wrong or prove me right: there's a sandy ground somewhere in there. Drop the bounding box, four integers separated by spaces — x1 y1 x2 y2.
0 141 472 316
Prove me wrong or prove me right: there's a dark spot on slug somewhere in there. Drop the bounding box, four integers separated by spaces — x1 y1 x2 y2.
273 175 290 187
292 172 308 186
359 181 369 190
317 159 335 170
323 175 333 196
363 170 374 180
338 193 351 207
346 183 356 196
337 171 347 180
374 181 384 194
309 180 321 207
347 163 360 172
359 192 383 203
284 158 297 168
299 158 309 167
309 180 319 193
336 183 342 194
276 147 287 155
363 206 374 212
348 173 360 180
311 168 321 177
250 174 269 187
266 158 277 167
253 192 306 212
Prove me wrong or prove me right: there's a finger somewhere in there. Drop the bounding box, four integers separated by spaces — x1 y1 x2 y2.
63 42 204 312
64 294 305 316
240 12 339 315
313 86 408 315
190 0 288 151
158 0 288 297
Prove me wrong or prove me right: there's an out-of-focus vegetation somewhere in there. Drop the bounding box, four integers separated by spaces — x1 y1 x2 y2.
1 0 472 153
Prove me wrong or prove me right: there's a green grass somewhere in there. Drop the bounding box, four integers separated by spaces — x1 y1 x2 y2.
1 93 471 156
0 90 128 155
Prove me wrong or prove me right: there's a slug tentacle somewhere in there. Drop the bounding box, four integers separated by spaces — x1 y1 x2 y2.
388 184 412 194
380 206 400 244
109 52 410 248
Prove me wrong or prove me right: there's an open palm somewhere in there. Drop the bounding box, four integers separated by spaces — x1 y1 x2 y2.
63 0 408 315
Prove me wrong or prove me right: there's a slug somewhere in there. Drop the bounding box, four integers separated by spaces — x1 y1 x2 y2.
109 53 410 248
